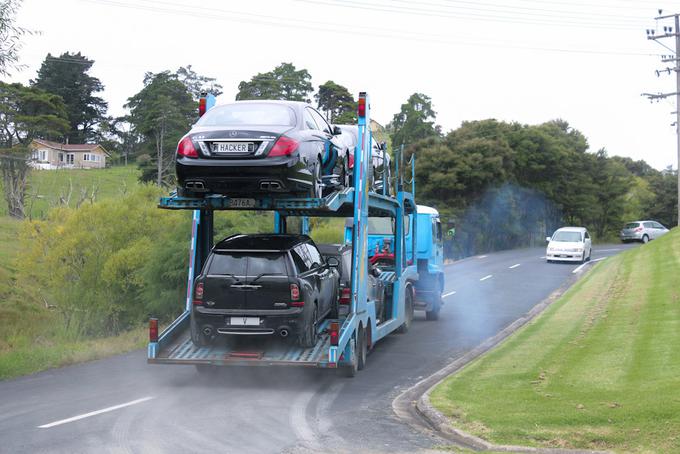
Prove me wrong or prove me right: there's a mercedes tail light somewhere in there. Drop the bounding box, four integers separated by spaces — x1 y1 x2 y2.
268 136 299 157
177 136 198 158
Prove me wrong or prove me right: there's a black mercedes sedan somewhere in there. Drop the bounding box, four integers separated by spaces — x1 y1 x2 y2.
176 100 351 198
190 234 339 348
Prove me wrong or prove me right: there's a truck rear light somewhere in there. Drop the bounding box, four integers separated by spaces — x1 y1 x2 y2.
329 322 339 346
357 92 366 118
268 136 299 157
199 97 207 117
177 136 198 158
149 318 158 342
339 287 351 305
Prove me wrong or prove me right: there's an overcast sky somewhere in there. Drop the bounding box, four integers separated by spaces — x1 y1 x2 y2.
8 0 679 170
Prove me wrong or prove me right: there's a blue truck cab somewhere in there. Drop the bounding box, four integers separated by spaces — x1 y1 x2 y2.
344 204 444 320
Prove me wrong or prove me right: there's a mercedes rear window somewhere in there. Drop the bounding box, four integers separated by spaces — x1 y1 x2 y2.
208 252 287 276
625 222 639 229
197 103 296 127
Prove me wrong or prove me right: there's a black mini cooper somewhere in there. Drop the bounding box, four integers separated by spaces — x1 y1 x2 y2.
176 101 351 198
190 234 340 348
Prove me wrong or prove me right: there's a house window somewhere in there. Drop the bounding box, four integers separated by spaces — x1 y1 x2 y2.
32 149 47 161
58 152 64 163
66 154 74 165
84 153 90 161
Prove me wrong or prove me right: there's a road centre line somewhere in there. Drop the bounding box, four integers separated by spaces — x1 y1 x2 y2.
442 291 457 298
479 275 493 281
38 396 154 429
509 263 521 269
539 256 546 259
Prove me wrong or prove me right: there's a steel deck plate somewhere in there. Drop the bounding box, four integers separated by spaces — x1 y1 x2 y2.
150 330 332 367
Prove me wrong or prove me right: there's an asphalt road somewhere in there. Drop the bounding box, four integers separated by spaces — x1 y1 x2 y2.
0 244 635 454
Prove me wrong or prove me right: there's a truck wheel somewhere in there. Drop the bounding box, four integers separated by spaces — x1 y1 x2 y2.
396 285 414 334
341 337 358 378
426 282 442 321
298 305 319 348
357 325 367 371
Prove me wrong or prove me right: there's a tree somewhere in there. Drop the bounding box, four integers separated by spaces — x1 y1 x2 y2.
176 65 223 101
126 71 194 186
32 52 108 143
0 81 69 218
236 62 313 102
390 93 441 148
315 81 356 123
0 0 29 76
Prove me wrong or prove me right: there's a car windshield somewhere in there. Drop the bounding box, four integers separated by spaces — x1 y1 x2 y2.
368 217 393 235
208 252 286 276
624 222 640 229
197 103 296 127
552 231 582 242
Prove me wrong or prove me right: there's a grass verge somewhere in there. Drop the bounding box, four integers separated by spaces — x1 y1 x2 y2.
430 229 680 453
0 325 146 380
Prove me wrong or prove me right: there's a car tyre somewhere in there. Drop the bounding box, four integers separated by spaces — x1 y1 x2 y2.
342 154 351 189
190 313 211 347
299 304 319 348
309 160 322 199
642 235 649 244
396 285 414 334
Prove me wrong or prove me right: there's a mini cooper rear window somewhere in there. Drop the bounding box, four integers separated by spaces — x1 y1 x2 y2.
209 252 286 276
197 103 296 127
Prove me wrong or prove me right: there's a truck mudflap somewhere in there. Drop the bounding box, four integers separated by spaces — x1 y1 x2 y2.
149 319 338 368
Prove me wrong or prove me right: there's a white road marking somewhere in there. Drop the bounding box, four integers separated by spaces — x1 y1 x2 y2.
38 397 154 429
477 255 488 259
596 248 622 252
572 263 587 274
509 263 521 269
592 257 607 262
479 275 493 281
442 291 457 298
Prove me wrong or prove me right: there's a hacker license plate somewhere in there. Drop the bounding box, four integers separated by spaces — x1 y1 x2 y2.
215 142 252 153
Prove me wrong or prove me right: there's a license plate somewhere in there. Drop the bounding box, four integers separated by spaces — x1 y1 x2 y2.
230 317 260 326
229 198 255 208
214 142 252 153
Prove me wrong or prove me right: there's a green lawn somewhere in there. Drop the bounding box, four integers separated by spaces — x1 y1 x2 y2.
0 165 140 218
431 228 680 453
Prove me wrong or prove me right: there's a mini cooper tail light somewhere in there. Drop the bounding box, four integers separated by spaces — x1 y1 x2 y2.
193 282 204 306
290 283 303 306
177 136 198 158
268 136 299 157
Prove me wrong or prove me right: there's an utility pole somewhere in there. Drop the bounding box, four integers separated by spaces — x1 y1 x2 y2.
643 11 680 227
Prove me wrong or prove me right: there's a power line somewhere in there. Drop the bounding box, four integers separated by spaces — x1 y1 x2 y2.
643 11 680 226
80 0 657 56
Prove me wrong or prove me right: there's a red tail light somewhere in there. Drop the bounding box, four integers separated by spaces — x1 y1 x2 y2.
329 322 339 346
290 283 303 306
268 136 299 157
199 97 207 117
149 318 158 342
339 287 351 305
634 227 643 232
357 93 366 118
348 152 354 169
193 282 204 306
177 136 198 158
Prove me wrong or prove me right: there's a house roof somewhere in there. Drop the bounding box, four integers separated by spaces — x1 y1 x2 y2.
31 139 110 155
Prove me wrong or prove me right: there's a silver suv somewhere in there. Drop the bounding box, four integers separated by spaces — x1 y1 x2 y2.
620 221 669 244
